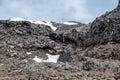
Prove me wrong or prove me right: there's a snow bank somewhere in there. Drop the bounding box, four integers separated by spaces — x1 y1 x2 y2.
63 22 78 25
33 54 60 63
9 18 57 31
44 53 60 63
9 18 26 21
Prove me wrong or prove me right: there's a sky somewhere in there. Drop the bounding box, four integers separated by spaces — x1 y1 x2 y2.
0 0 118 23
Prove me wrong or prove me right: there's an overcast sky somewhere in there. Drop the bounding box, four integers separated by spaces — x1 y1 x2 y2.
0 0 118 23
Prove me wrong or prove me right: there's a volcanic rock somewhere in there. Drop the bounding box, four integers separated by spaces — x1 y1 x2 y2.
0 1 120 79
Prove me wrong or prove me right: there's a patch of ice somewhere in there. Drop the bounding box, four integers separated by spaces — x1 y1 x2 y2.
63 22 78 25
26 52 32 55
33 54 60 63
9 18 57 31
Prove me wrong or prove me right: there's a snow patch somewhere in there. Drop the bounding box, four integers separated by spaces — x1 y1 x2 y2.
33 56 43 63
26 52 32 55
44 53 60 63
9 18 57 31
44 21 57 31
33 54 60 63
63 22 78 25
9 18 26 21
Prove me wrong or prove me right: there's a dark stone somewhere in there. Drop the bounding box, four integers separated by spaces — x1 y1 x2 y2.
58 52 72 63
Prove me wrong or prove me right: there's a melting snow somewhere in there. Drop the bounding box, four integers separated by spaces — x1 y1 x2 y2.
33 54 60 63
63 22 78 25
9 18 57 31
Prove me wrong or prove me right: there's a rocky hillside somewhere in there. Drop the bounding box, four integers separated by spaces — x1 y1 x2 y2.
0 2 120 80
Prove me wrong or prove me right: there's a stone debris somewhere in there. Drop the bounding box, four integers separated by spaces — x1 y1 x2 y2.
0 1 120 80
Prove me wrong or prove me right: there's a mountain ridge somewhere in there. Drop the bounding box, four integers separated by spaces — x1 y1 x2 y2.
0 1 120 79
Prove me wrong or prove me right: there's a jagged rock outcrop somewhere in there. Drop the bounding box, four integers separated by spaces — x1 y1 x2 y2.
77 1 120 60
87 2 120 46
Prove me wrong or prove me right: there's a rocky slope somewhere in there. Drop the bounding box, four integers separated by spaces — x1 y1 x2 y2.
0 2 120 80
